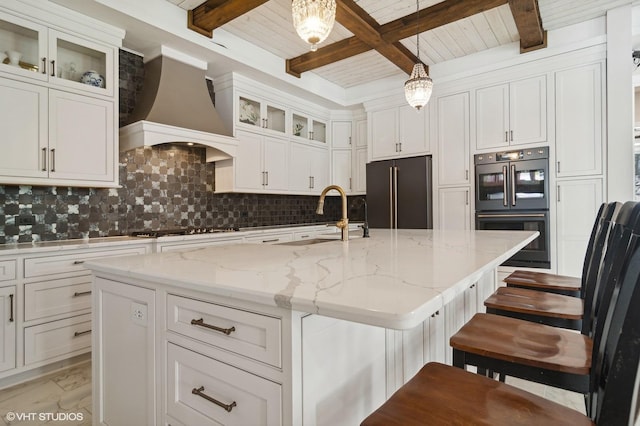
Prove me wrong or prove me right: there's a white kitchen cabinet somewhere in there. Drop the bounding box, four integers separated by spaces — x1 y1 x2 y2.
237 94 287 135
216 129 288 193
166 343 282 426
370 104 428 160
0 82 114 183
475 75 547 150
93 278 156 426
289 142 329 194
331 120 352 148
302 314 386 425
0 10 115 97
425 309 445 364
355 119 367 148
354 148 367 194
332 149 352 193
48 89 114 182
437 92 470 187
0 5 120 187
292 111 327 143
437 186 471 230
0 285 16 374
556 178 603 277
555 62 603 178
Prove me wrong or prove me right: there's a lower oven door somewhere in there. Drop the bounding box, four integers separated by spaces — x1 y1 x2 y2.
476 211 550 269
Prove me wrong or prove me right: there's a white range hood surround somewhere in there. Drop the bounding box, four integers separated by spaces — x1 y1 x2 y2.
119 120 237 162
120 46 237 162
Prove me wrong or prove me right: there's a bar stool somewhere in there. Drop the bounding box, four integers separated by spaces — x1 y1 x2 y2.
361 231 640 426
449 202 640 411
484 202 620 330
503 203 610 297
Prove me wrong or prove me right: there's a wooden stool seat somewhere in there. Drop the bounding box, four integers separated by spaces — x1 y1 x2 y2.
450 313 592 375
504 270 581 294
486 286 583 319
360 362 594 426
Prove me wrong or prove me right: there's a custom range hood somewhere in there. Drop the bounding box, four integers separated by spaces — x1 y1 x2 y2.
119 46 236 162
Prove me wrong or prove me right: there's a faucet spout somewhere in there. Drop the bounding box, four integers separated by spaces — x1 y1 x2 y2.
317 185 349 241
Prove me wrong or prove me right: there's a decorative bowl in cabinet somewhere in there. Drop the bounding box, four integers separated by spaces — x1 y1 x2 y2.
80 70 105 88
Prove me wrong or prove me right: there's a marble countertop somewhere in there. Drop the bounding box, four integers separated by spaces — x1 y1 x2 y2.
85 229 538 330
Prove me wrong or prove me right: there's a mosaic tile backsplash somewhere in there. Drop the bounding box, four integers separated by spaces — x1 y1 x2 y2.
0 145 362 243
0 49 364 244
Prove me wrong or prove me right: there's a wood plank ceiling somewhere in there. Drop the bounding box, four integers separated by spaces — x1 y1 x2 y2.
167 0 631 88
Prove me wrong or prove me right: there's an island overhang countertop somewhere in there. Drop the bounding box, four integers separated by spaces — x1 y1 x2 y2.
85 229 538 330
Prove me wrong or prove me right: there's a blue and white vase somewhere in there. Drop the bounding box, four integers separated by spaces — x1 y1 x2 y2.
80 70 105 88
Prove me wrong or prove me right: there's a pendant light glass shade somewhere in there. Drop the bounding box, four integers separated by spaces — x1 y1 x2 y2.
405 0 433 110
292 0 337 52
404 63 433 110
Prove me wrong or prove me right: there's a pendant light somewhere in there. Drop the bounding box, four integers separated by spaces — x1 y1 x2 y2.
404 0 433 110
292 0 337 52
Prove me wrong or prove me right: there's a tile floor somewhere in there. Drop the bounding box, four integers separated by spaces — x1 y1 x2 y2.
0 362 91 425
0 361 589 425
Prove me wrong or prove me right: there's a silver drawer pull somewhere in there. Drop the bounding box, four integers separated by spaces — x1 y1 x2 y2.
73 260 85 265
261 238 279 243
192 386 237 412
73 290 92 297
190 318 236 335
74 329 92 337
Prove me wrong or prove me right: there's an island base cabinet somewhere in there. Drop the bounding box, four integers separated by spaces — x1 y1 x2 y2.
93 278 156 426
166 343 282 426
301 315 386 426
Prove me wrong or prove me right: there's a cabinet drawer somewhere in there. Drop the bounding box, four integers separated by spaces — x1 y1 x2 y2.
24 275 91 322
0 260 16 282
244 233 293 244
24 314 92 365
167 343 282 426
24 246 148 278
167 295 281 368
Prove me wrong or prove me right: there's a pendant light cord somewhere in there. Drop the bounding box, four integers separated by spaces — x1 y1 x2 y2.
416 0 420 61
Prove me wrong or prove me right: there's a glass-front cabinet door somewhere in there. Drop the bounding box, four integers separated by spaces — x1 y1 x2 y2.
292 112 326 143
237 94 286 135
49 29 114 96
0 11 114 96
0 11 47 82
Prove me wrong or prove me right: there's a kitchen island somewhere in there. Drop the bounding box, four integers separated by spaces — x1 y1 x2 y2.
86 229 538 426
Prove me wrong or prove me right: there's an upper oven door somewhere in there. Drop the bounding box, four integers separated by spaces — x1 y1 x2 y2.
476 162 509 211
510 158 549 210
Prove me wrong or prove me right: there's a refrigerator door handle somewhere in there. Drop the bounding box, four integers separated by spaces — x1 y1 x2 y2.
394 166 398 229
510 164 516 206
389 166 394 229
502 165 508 207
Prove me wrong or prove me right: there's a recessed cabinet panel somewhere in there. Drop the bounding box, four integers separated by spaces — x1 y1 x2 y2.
0 78 48 179
438 187 471 230
49 90 114 181
0 286 16 373
555 63 603 177
476 84 509 150
332 121 352 148
437 92 470 187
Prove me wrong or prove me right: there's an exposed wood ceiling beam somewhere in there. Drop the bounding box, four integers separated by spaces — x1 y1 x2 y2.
287 0 510 77
508 0 546 52
188 0 269 38
333 0 419 75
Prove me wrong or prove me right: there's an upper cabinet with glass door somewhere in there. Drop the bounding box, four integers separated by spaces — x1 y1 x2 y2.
292 112 326 143
237 94 287 135
0 10 115 97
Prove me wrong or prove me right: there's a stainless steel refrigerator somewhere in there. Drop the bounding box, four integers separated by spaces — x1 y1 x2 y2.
366 155 433 229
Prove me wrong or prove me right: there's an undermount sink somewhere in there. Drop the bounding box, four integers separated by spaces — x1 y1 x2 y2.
277 238 339 246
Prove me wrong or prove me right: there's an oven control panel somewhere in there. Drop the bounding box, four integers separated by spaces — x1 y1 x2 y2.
474 146 548 164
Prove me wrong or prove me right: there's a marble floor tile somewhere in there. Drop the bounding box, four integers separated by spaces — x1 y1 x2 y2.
0 362 92 425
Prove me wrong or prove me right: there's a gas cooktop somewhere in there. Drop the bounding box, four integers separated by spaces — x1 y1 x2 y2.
130 227 239 238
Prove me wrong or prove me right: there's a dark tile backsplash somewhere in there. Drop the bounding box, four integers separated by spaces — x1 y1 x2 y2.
0 50 364 244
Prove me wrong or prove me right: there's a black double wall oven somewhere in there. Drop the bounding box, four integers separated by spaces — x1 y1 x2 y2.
474 147 550 269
